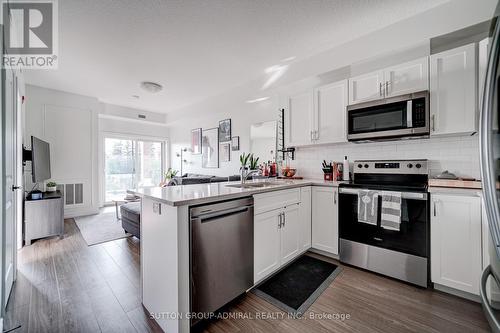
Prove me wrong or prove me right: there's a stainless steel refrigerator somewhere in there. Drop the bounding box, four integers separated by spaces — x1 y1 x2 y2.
481 4 500 332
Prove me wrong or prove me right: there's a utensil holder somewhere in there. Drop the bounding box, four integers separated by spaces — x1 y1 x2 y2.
323 172 334 181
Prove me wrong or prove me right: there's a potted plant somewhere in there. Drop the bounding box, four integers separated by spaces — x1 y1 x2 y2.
159 168 179 186
46 181 57 192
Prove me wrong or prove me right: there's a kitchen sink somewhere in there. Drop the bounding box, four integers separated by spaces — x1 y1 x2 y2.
225 182 283 189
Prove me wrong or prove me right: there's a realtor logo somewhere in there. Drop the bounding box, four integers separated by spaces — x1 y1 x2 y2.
2 0 58 69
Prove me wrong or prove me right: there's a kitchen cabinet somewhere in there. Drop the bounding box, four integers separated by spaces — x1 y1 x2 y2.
430 43 477 136
285 80 348 147
312 187 339 255
254 189 303 283
254 208 282 283
313 80 348 144
384 57 429 97
348 70 385 105
280 204 300 265
285 90 313 147
348 57 429 105
254 205 301 283
299 187 312 251
431 193 482 295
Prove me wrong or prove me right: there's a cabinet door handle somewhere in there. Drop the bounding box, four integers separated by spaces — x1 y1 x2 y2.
278 213 282 229
431 114 436 132
379 82 383 97
315 130 319 140
385 81 390 96
433 201 438 216
282 212 286 227
334 190 337 204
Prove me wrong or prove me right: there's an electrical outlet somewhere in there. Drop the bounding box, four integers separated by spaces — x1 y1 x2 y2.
153 202 161 215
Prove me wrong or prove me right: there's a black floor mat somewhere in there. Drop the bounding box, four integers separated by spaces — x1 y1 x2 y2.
252 255 341 315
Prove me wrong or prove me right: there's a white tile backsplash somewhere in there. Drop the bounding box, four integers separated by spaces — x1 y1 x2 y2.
289 135 480 180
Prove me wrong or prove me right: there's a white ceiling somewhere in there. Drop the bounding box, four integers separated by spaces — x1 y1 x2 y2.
24 0 448 114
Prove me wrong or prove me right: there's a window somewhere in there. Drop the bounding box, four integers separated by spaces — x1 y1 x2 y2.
104 137 165 203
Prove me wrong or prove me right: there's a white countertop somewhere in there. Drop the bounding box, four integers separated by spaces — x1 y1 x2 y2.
129 179 345 206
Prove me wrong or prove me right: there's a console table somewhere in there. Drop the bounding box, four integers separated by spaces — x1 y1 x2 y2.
24 191 64 245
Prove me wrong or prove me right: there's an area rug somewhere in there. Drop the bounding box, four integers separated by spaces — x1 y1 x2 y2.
74 212 131 246
252 255 342 316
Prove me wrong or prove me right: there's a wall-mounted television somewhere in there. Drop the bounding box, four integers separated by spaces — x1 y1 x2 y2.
31 136 51 183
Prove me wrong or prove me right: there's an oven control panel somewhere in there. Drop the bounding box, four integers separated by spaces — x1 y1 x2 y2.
354 159 428 175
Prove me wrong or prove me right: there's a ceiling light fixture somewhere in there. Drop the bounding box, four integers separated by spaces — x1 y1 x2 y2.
132 95 140 99
140 81 163 93
246 96 270 103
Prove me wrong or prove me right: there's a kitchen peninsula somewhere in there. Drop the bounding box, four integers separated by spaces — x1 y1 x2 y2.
130 179 342 333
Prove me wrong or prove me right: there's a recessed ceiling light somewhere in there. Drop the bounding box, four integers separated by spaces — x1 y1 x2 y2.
140 81 163 93
246 96 270 103
132 95 140 99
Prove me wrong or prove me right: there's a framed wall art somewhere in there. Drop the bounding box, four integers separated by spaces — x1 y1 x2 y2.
191 128 202 154
218 119 231 142
231 136 240 151
202 128 219 168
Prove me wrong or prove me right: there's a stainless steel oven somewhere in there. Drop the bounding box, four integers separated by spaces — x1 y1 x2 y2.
347 91 429 141
338 160 430 287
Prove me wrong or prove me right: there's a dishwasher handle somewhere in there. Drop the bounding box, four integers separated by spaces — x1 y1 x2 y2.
193 205 252 222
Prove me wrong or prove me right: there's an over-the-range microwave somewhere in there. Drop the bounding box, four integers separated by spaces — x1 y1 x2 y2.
347 91 429 141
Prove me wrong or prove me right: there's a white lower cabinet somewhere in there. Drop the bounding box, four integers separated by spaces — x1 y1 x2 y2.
299 187 312 251
312 187 339 255
431 193 482 295
254 208 282 283
281 204 301 265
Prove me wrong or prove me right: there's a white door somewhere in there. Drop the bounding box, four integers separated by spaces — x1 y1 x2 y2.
348 70 384 105
430 43 477 136
299 187 312 251
254 209 282 283
312 187 338 255
430 194 482 295
285 91 313 147
314 80 348 144
281 204 300 265
384 57 429 97
3 68 17 307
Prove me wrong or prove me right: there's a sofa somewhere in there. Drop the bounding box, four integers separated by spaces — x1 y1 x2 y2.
121 173 243 238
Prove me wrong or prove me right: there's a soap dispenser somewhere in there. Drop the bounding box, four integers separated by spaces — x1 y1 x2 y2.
343 156 350 181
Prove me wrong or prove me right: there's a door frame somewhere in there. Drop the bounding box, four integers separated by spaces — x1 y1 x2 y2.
98 131 168 206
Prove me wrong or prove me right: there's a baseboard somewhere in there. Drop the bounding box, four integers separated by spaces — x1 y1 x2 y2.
64 206 99 219
433 283 480 303
309 247 339 260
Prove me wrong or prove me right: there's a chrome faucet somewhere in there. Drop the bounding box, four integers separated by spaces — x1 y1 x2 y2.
241 169 260 184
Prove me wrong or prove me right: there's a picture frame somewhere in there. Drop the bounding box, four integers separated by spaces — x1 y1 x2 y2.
202 128 219 168
191 128 202 155
231 136 240 151
220 142 231 162
218 119 232 142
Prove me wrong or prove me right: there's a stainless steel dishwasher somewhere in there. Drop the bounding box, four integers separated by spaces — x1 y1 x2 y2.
190 197 254 322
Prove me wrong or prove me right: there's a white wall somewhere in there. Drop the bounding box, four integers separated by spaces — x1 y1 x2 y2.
166 0 494 179
25 85 170 217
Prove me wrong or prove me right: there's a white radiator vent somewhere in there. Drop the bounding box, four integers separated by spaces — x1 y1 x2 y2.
61 183 84 206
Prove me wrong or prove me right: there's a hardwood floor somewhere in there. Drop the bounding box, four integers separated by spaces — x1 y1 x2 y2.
4 219 491 333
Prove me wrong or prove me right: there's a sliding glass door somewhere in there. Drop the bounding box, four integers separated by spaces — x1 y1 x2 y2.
104 137 165 203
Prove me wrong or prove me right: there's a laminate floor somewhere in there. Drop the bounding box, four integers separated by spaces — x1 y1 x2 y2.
4 219 491 333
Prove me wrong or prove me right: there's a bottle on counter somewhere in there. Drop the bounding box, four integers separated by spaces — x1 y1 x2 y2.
343 156 350 181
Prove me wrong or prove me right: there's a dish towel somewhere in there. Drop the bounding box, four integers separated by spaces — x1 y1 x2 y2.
380 191 402 231
357 190 378 225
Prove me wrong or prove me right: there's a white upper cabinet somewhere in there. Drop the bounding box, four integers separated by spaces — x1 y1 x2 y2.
384 57 429 97
313 79 348 144
431 193 482 295
430 43 477 136
348 70 384 105
348 57 429 105
312 187 339 255
285 91 313 147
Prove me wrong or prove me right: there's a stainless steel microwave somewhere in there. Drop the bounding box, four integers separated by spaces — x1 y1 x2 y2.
347 91 429 141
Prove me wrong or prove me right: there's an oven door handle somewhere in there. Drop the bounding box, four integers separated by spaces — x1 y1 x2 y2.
338 187 427 200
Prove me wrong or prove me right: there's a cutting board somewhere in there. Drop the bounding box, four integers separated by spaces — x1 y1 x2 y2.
428 178 481 189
